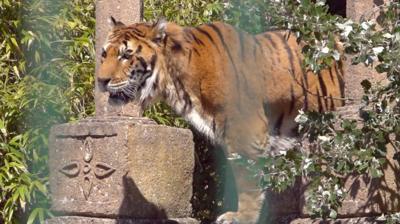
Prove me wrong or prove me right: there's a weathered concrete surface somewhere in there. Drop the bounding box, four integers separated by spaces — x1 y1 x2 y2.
95 0 143 117
344 0 391 103
344 58 386 104
346 0 390 22
49 118 194 218
46 216 199 224
290 217 383 224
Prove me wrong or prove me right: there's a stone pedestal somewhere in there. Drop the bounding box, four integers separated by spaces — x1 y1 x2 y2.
47 117 198 223
344 0 392 103
46 216 199 224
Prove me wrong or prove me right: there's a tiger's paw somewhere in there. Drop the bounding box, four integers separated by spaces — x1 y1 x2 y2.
215 212 240 224
216 211 258 224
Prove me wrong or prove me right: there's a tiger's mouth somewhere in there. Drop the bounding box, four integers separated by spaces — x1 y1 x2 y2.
106 70 152 100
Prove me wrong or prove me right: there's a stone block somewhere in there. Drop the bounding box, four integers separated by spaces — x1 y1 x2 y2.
290 217 382 224
49 117 195 219
46 216 199 224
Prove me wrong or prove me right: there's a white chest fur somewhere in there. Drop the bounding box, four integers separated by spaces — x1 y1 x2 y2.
186 109 215 140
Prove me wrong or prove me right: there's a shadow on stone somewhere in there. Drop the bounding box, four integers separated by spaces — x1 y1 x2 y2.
354 154 400 216
118 173 169 221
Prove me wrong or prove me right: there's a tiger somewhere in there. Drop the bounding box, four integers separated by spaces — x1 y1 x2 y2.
98 17 345 224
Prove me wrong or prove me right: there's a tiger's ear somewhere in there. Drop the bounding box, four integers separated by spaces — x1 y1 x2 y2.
108 16 125 29
152 18 168 44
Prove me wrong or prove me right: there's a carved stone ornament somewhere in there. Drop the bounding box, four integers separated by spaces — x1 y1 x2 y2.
59 137 116 200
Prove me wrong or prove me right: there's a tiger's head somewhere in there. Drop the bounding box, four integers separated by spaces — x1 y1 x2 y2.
98 17 183 104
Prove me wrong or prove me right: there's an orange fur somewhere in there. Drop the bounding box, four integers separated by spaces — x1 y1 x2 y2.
98 19 344 158
98 18 345 223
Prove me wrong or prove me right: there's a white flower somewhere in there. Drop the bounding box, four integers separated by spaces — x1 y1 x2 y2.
322 191 331 197
383 33 393 39
318 135 331 142
320 46 330 54
336 20 353 37
303 158 313 170
295 112 308 123
315 0 326 6
361 21 373 30
373 46 384 55
228 153 241 160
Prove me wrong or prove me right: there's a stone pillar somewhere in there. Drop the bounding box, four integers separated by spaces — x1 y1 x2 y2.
46 1 199 223
46 119 198 224
95 0 143 117
344 0 391 103
346 0 390 22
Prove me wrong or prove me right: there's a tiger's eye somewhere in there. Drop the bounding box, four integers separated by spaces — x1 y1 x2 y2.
121 53 132 60
101 49 107 58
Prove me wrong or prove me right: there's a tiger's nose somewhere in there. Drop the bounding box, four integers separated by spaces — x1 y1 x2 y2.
97 76 111 91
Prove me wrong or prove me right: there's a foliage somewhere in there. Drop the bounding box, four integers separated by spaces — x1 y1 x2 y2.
2 0 400 222
144 0 223 26
230 0 400 220
222 0 271 34
0 0 95 223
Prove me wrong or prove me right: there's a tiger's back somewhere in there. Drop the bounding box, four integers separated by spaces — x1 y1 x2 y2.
181 22 344 155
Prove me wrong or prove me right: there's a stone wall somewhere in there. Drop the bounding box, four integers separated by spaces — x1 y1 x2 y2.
290 0 398 223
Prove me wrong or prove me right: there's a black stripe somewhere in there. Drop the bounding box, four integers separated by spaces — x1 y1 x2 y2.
137 56 147 69
262 33 278 64
207 24 244 105
193 48 200 56
188 50 192 64
174 78 193 113
252 36 259 58
274 32 296 72
212 119 216 133
274 113 285 135
335 65 345 100
187 29 205 46
135 45 143 54
150 54 157 70
131 28 145 37
316 88 323 112
238 30 246 60
330 94 335 110
263 33 277 49
301 78 308 111
195 27 220 53
329 68 336 85
317 73 329 108
289 84 296 113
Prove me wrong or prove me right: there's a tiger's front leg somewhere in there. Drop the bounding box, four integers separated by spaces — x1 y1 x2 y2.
216 113 270 224
216 162 265 224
